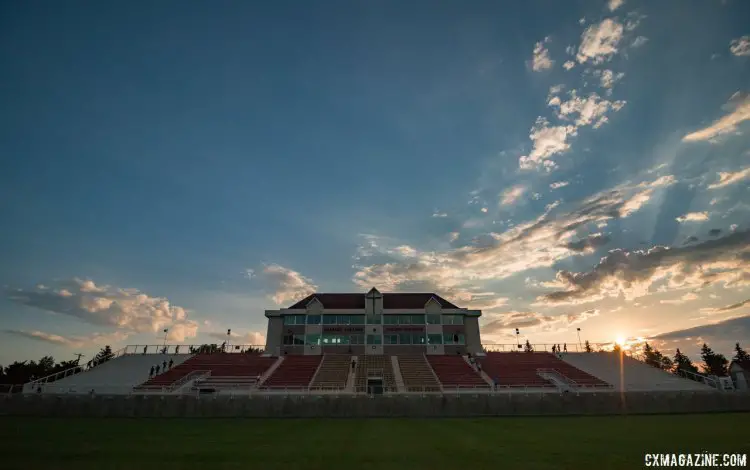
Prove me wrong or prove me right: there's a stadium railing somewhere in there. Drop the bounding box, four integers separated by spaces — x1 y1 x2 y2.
121 344 267 355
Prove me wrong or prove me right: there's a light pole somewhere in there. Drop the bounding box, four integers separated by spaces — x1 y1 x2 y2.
577 327 582 351
516 328 520 350
162 328 169 352
227 329 232 353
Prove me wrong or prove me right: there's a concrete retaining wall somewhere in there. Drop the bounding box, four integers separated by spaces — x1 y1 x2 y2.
1 391 749 418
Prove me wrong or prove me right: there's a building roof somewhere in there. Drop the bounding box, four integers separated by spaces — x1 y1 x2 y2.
287 292 460 310
730 359 750 371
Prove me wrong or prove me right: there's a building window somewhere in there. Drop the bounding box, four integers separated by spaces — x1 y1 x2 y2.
305 334 321 346
398 333 412 345
293 335 305 345
323 315 337 325
366 314 381 324
283 315 305 326
350 334 365 345
383 315 399 325
412 334 426 345
398 315 411 325
366 334 382 345
442 315 464 326
306 315 321 325
350 315 365 325
282 335 293 345
411 314 426 325
427 334 442 345
443 333 465 345
384 334 398 345
426 314 441 325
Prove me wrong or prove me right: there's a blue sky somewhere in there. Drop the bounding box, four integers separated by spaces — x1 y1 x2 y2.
1 0 749 366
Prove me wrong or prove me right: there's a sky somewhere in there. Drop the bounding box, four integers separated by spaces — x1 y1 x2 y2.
1 0 749 367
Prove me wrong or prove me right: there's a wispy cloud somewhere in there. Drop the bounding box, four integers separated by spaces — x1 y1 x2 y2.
729 35 750 57
700 298 750 314
500 186 527 206
676 211 710 223
706 167 750 189
550 181 570 190
2 329 129 348
4 279 199 341
482 309 599 336
682 93 750 142
607 0 625 12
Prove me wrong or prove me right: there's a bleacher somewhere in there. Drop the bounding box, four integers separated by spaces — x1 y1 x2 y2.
427 355 489 389
135 354 277 391
480 352 608 388
309 355 351 390
34 354 192 395
261 355 322 389
397 355 441 391
355 355 397 392
561 352 712 391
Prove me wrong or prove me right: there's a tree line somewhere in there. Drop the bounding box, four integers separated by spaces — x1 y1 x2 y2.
513 339 747 378
0 343 264 387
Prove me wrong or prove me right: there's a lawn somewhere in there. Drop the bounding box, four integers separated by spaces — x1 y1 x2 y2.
1 414 749 470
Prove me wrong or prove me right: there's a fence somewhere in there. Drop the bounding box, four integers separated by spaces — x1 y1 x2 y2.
2 391 748 418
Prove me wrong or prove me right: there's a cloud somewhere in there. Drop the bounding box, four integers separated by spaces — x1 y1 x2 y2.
660 292 699 305
500 186 527 206
550 181 569 190
729 35 750 57
257 264 318 305
599 70 625 89
520 92 624 170
353 175 676 301
565 233 611 252
563 60 576 71
682 93 750 142
206 330 266 346
607 0 625 12
4 279 199 341
2 329 129 349
650 315 750 359
481 309 599 335
700 298 750 315
707 167 750 189
577 19 625 65
432 211 448 218
631 36 648 48
532 37 554 71
538 229 750 306
676 212 710 223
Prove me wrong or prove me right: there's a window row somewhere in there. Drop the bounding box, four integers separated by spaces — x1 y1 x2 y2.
282 314 465 326
282 333 466 346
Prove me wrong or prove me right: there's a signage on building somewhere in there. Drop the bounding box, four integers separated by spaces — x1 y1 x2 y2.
323 327 365 333
383 326 425 332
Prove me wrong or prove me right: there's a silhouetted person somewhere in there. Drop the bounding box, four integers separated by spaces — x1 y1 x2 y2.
168 358 174 369
552 344 556 354
162 360 167 370
155 365 160 375
563 343 567 352
143 346 147 354
351 359 356 371
175 346 180 354
149 365 155 377
221 342 226 352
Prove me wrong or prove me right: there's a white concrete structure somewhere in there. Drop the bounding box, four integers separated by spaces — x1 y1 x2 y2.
560 352 715 392
28 354 192 395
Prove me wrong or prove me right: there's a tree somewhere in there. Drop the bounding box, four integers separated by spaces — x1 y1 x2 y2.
93 345 115 366
612 343 622 354
643 343 672 370
584 340 593 353
673 348 698 376
524 340 534 353
733 343 750 363
701 343 729 377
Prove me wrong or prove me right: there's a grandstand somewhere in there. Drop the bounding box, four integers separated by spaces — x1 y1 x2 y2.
20 288 734 397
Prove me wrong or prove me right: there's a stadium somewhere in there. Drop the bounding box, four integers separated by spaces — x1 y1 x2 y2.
2 289 749 468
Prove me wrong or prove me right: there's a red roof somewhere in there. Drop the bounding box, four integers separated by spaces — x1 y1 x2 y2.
287 293 459 310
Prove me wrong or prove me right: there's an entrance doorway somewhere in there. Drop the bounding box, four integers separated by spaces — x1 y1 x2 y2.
367 378 383 396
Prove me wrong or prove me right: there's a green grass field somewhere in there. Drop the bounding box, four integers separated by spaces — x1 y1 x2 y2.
1 414 749 470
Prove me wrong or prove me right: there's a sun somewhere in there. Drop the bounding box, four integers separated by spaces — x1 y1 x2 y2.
615 335 626 345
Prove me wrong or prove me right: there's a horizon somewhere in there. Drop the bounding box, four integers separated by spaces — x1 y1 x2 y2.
1 0 749 367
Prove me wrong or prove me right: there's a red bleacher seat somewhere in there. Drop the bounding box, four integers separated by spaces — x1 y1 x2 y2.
261 355 322 389
480 352 608 388
135 354 276 390
427 356 488 389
